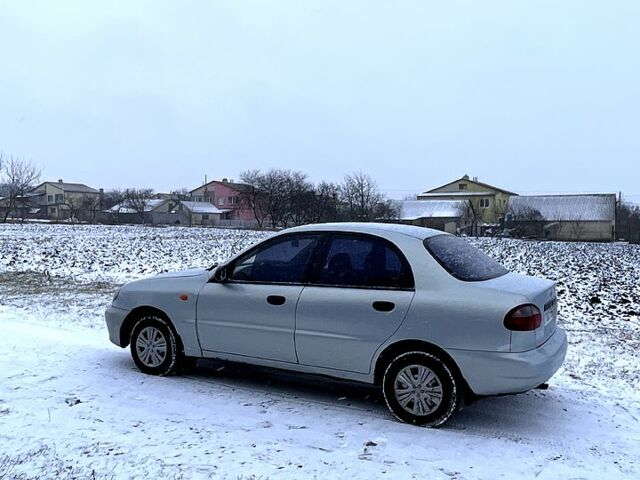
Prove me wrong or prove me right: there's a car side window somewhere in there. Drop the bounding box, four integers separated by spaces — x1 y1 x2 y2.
314 234 414 289
231 234 321 284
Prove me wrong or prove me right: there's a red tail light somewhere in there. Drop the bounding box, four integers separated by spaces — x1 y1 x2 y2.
504 304 542 331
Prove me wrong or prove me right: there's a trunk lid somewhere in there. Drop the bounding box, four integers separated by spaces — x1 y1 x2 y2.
473 272 558 347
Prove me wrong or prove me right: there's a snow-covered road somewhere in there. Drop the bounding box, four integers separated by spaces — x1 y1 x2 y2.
1 305 639 479
1 224 639 479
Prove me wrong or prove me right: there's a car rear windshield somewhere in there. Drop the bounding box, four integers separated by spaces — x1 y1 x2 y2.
424 235 508 281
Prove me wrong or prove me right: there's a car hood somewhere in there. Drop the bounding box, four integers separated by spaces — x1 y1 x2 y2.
153 267 209 279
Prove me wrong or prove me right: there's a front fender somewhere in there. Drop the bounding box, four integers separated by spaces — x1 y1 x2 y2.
113 275 208 357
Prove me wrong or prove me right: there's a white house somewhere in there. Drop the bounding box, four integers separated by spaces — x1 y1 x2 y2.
174 201 230 226
396 200 473 234
506 194 616 241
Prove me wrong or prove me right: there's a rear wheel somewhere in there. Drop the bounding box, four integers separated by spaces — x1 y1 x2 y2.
382 351 459 426
130 315 180 376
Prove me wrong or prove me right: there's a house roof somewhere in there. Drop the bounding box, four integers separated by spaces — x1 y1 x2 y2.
108 199 168 213
180 201 228 214
418 191 495 198
189 180 254 194
153 192 178 199
508 194 616 222
33 181 99 194
424 176 518 196
399 200 468 220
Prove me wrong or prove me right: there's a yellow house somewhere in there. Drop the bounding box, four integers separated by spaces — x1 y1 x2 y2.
418 175 517 233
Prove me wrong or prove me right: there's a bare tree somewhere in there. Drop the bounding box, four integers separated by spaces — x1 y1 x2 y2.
88 193 103 222
240 169 294 228
457 200 476 235
55 193 101 224
569 220 586 241
61 195 82 223
309 181 341 223
374 199 402 221
0 155 41 223
467 197 498 234
616 201 640 244
493 196 509 222
101 189 125 223
263 169 294 228
102 189 125 210
629 205 640 244
239 170 272 228
281 170 314 227
340 171 384 221
73 192 102 222
124 188 154 224
506 204 544 238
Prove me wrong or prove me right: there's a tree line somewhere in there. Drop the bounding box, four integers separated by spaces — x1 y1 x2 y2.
238 169 399 228
3 154 639 243
0 155 400 227
97 169 401 228
616 202 640 244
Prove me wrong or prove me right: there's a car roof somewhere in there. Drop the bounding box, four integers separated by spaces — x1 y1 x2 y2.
281 222 446 240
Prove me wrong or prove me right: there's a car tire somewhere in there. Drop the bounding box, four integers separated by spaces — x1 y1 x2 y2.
130 314 181 376
382 351 459 427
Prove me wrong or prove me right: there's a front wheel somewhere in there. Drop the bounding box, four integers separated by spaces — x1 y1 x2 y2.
130 315 180 376
382 351 459 427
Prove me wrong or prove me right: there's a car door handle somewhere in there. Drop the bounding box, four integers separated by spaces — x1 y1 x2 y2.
372 301 395 312
267 295 286 306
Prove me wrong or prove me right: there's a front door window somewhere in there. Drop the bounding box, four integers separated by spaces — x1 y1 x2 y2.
231 234 321 284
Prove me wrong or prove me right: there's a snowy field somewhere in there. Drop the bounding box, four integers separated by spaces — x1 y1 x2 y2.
0 224 639 479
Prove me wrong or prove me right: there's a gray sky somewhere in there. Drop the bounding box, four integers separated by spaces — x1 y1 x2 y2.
1 0 639 198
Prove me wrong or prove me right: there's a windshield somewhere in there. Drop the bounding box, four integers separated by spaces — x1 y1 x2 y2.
424 235 508 282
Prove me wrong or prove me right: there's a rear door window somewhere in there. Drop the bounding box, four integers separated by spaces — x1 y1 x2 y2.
313 234 414 289
424 235 508 281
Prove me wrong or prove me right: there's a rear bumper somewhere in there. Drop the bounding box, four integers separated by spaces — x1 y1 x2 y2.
105 305 130 347
446 328 568 396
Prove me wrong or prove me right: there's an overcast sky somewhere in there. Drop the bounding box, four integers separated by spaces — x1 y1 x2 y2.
1 1 639 198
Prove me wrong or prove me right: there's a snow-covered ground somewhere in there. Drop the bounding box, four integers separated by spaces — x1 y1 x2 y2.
0 224 271 284
1 224 639 479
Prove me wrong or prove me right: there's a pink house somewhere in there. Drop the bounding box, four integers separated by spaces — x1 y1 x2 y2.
189 178 256 222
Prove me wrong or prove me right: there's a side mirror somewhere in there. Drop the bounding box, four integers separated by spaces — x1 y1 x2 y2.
213 265 229 283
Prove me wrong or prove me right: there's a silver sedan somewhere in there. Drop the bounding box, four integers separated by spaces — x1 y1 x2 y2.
106 223 567 426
